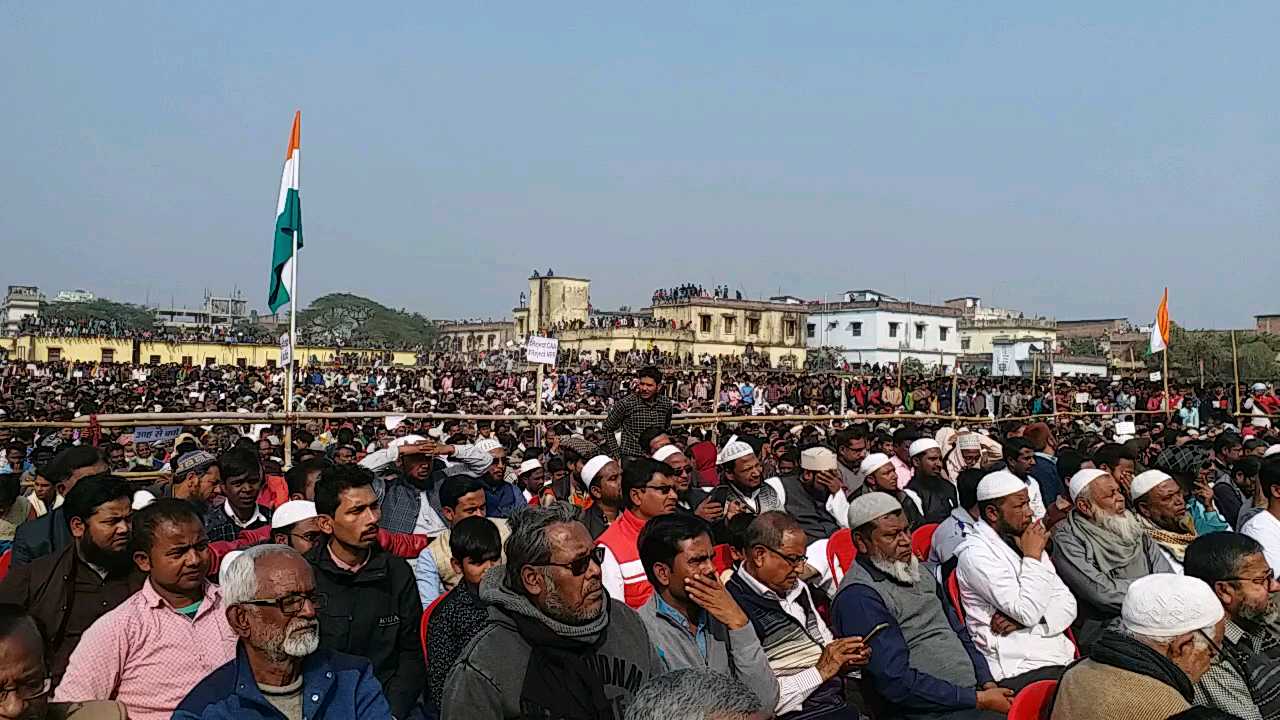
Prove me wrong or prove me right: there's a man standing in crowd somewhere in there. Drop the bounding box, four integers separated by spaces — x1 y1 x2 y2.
598 457 680 608
1183 532 1280 720
0 477 139 687
635 513 779 711
601 366 674 459
425 517 502 714
1052 469 1175 652
306 464 424 720
204 448 272 543
55 500 237 720
0 605 127 720
174 545 391 720
955 473 1075 690
833 494 1011 719
834 427 871 494
14 446 108 566
907 439 958 525
728 512 868 719
443 503 662 719
1051 574 1224 720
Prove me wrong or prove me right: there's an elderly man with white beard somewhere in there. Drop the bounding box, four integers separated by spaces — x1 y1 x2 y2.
955 472 1076 691
1051 468 1175 654
1131 469 1210 572
832 492 1013 719
173 545 392 720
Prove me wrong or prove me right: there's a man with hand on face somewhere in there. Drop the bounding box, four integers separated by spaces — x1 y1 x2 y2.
726 512 867 719
306 464 424 720
908 439 959 525
598 458 680 609
955 472 1076 691
0 477 139 689
635 513 779 712
833 493 1010 719
782 446 849 544
55 500 237 720
442 503 662 720
173 545 391 720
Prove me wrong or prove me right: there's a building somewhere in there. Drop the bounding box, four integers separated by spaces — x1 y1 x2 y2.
959 339 1107 378
54 289 96 303
513 274 590 339
2 286 42 336
805 297 962 369
1257 314 1280 334
1057 318 1130 339
152 291 249 329
434 320 515 352
959 317 1058 355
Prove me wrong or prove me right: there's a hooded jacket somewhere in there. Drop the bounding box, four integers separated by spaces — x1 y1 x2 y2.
441 565 661 719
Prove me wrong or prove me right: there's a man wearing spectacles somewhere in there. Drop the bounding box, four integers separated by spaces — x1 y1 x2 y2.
598 458 680 609
1184 532 1280 720
443 503 662 719
0 604 125 720
174 545 391 720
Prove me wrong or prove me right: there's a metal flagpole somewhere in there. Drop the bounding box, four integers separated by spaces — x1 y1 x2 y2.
283 115 299 470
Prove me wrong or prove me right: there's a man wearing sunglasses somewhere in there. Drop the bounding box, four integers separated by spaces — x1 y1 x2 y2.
0 604 125 720
598 458 681 609
442 503 662 719
1184 532 1280 720
174 545 391 720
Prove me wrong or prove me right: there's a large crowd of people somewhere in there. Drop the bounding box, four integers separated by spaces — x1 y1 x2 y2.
0 358 1279 718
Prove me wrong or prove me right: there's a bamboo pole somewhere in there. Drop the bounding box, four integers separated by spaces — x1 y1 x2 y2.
951 365 959 421
1162 348 1171 421
1232 330 1242 420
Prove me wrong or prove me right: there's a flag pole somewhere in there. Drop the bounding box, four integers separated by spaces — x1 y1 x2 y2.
282 112 300 470
1162 347 1170 421
1232 330 1242 421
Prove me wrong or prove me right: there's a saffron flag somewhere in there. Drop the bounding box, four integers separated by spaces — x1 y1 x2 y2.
268 111 303 313
1149 287 1170 354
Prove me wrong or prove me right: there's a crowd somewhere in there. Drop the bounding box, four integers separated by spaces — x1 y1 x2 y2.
651 284 744 304
2 359 1280 718
18 317 278 345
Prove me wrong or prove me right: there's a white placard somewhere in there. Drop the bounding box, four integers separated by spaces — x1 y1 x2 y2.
1115 421 1136 436
525 336 560 365
1149 371 1162 381
279 333 292 366
1074 392 1090 405
133 426 182 444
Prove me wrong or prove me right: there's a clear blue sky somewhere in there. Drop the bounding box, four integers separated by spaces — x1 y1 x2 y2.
3 2 1277 328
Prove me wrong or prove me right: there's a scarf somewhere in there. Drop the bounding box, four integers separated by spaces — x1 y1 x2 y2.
1091 629 1194 701
1137 514 1197 563
513 597 613 720
1067 511 1143 575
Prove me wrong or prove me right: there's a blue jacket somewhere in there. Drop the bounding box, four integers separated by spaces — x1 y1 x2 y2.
172 644 392 720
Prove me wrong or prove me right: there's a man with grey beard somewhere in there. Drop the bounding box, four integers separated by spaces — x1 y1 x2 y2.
1185 532 1280 720
832 492 1012 719
442 502 663 719
1051 469 1174 654
173 545 392 720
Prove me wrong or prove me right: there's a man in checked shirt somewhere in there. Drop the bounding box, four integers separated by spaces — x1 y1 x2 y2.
601 366 673 460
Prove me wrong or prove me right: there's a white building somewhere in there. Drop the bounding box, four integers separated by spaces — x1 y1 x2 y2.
987 339 1108 378
806 293 963 369
2 286 42 335
54 289 96 303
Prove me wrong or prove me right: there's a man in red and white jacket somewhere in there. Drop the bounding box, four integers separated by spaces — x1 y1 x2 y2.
597 456 679 608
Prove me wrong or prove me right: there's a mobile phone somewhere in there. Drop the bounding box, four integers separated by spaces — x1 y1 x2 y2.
863 622 890 643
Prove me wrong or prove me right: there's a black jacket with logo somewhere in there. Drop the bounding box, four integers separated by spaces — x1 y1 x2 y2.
306 542 425 718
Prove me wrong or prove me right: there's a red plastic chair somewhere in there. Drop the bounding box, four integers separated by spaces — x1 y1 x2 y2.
945 567 965 623
419 589 450 660
826 528 857 583
0 549 11 583
711 544 735 574
910 523 939 562
1008 679 1057 720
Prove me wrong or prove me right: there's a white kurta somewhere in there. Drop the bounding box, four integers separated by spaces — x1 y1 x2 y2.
955 520 1077 680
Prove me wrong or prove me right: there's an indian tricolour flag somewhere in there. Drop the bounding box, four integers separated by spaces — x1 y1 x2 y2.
1149 287 1170 354
268 111 303 313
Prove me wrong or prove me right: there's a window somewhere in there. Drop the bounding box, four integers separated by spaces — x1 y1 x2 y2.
784 320 795 338
747 318 760 335
149 355 161 365
961 338 971 350
47 347 61 362
827 321 838 331
205 357 216 366
724 316 736 334
700 315 712 333
266 359 277 369
888 322 899 338
915 323 925 340
939 326 950 342
848 321 862 337
100 348 114 363
807 323 816 339
236 358 247 368
181 356 193 366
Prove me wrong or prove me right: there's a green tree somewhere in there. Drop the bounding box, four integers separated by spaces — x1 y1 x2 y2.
297 293 436 347
39 299 156 331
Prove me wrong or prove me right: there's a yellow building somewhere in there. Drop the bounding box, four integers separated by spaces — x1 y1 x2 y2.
2 335 418 367
959 317 1058 355
513 274 590 338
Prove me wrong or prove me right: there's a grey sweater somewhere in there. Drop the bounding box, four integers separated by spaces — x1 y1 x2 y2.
636 594 780 711
442 565 662 719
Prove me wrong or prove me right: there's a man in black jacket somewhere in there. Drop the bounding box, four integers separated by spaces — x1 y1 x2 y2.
307 463 424 719
12 446 107 566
